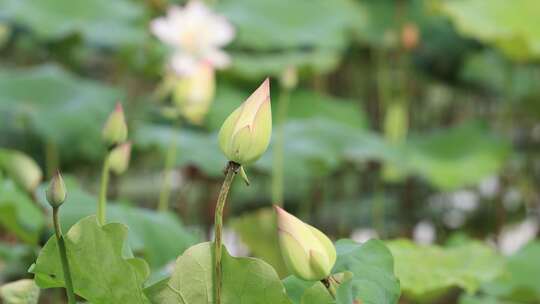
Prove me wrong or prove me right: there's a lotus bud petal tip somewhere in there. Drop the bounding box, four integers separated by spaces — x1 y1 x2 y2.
274 205 336 281
218 78 272 165
102 102 128 146
46 170 66 208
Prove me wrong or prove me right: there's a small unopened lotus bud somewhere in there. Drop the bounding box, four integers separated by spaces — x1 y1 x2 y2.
218 79 272 165
173 63 216 124
275 206 336 281
280 66 298 90
108 142 131 175
102 103 128 146
1 150 42 193
401 22 420 51
46 170 66 208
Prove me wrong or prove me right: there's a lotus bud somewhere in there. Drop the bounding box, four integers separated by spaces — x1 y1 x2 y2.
401 22 420 51
280 66 298 90
46 170 66 208
1 150 42 193
218 78 272 165
102 103 128 146
173 62 216 125
275 206 336 281
108 142 131 175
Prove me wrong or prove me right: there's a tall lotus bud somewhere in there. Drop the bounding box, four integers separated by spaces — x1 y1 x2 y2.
102 103 128 146
280 66 298 90
401 22 420 51
218 78 272 165
46 170 66 208
1 150 42 193
108 142 131 175
173 62 216 124
275 206 336 281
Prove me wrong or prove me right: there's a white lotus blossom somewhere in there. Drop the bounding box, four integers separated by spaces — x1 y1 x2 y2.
151 1 235 76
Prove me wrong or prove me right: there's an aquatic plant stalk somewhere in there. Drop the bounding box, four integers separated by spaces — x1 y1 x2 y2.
272 85 291 206
97 154 111 226
53 207 76 304
158 129 179 212
213 161 239 304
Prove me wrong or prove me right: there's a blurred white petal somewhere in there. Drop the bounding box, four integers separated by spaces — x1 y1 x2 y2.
170 53 199 76
203 48 231 69
413 220 436 245
499 218 539 255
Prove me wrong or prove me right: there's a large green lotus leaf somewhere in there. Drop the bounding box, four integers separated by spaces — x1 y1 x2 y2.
134 123 226 177
30 215 150 304
483 241 540 302
0 0 145 46
256 118 369 180
0 179 44 244
441 0 540 60
229 49 342 79
0 65 122 161
144 242 291 304
283 275 346 304
333 239 401 304
460 50 540 118
387 239 504 299
459 294 520 304
230 208 288 277
35 177 197 270
218 0 355 51
397 122 510 190
0 279 40 304
217 0 358 77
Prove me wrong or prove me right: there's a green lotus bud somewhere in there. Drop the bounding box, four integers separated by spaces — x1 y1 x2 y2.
102 103 128 146
0 150 42 193
275 206 336 281
218 79 272 165
46 170 66 208
108 142 131 175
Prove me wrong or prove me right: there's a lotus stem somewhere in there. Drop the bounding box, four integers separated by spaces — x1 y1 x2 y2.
97 153 111 226
158 129 179 212
52 207 76 304
272 84 292 206
213 161 239 304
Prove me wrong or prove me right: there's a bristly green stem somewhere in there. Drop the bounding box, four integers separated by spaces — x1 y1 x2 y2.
98 153 111 226
213 161 239 304
272 85 292 206
158 128 179 212
53 207 76 304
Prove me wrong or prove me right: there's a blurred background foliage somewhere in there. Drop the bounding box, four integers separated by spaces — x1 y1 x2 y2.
0 0 539 303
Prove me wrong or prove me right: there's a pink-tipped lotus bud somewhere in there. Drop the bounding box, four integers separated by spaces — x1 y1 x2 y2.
102 103 128 146
275 206 336 281
218 78 272 165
